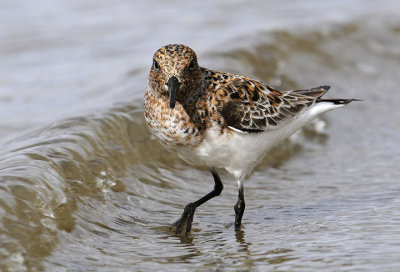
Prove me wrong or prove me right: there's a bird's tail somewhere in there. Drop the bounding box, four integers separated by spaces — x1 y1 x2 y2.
293 85 360 107
317 98 361 105
302 85 361 105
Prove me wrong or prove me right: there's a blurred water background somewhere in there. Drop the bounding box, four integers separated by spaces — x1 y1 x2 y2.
1 0 400 271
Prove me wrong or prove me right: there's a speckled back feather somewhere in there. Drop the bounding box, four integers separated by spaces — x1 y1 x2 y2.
201 68 329 133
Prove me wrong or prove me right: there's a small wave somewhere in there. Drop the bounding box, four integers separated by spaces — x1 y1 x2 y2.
0 104 147 271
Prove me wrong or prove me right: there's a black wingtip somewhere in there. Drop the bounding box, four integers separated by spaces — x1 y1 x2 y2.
310 85 330 92
320 85 330 91
318 98 362 105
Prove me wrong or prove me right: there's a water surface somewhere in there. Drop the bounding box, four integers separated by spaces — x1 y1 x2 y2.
1 1 400 271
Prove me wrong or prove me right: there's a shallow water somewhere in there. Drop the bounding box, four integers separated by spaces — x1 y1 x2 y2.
1 1 400 271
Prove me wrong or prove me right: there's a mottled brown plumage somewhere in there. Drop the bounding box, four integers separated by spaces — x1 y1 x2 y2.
144 44 356 234
144 44 329 146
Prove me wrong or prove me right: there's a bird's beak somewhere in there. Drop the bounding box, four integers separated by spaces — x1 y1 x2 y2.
167 76 180 109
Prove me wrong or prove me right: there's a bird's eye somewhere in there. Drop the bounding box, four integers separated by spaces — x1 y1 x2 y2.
153 60 160 70
189 60 195 71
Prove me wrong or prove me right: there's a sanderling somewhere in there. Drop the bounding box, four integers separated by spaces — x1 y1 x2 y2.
144 44 357 234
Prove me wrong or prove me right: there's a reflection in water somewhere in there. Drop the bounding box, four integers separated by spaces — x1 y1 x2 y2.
235 228 255 269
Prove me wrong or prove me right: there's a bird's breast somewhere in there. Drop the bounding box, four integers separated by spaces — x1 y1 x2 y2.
144 88 203 147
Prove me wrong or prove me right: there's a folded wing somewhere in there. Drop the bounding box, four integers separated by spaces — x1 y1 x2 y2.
220 77 329 133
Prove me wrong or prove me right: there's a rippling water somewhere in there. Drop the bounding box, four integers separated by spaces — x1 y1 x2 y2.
1 1 400 271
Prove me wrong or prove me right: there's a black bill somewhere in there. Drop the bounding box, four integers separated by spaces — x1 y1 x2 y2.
167 76 180 109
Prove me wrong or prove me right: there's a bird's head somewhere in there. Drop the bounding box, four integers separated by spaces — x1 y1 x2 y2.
148 44 203 109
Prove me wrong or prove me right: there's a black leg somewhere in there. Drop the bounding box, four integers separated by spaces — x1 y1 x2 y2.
234 180 245 230
171 168 223 234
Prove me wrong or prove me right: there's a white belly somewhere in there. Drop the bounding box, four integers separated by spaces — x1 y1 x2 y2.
175 102 343 181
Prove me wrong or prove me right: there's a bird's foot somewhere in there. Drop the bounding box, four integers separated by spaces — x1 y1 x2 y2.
234 200 245 231
170 202 197 235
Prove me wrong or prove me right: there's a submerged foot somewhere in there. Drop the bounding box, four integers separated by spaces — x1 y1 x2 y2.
234 200 245 231
170 203 197 234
